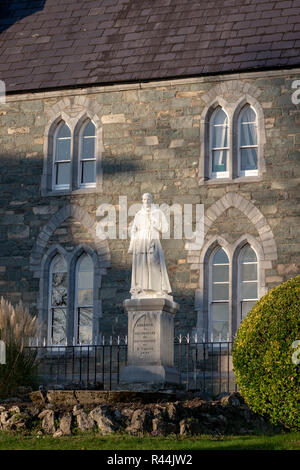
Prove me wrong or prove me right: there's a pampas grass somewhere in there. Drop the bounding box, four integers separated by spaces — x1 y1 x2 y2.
0 297 40 398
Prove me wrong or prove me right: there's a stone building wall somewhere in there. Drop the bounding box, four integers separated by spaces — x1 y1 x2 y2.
0 68 300 339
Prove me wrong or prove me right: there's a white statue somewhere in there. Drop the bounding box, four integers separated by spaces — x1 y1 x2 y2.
128 193 172 299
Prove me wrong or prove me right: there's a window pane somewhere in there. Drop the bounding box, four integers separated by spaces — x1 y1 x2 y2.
241 263 257 281
212 283 229 301
213 108 228 125
81 160 96 184
78 289 93 306
212 321 229 342
240 106 256 124
242 246 257 263
57 123 71 139
212 150 227 173
56 138 71 161
56 162 70 185
212 302 229 321
241 281 258 300
83 121 95 137
78 254 93 272
240 122 257 147
52 255 67 273
52 308 67 345
82 137 95 159
212 124 228 149
213 248 229 264
78 270 93 289
52 284 67 307
211 303 229 341
51 261 67 306
241 148 257 171
241 301 256 320
78 307 93 344
212 264 229 282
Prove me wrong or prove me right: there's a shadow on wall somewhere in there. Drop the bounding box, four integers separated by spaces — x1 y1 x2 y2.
100 265 196 338
0 148 196 330
0 0 46 34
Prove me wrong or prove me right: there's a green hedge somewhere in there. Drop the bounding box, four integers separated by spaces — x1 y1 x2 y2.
232 275 300 431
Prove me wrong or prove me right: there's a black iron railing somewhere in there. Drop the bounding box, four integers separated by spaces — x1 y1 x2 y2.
25 336 237 395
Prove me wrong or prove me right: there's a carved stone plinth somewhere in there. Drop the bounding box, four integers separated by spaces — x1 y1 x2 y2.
120 298 180 387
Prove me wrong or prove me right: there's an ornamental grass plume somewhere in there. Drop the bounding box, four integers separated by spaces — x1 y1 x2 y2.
0 297 40 398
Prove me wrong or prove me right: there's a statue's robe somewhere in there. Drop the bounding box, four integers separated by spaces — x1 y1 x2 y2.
128 206 171 296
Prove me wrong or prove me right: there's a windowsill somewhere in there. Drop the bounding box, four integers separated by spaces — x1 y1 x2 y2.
199 175 263 186
42 186 102 197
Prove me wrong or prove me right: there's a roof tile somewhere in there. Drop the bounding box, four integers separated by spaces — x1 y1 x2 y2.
0 0 299 93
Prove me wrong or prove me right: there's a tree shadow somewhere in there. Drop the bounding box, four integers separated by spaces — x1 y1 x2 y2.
0 0 46 34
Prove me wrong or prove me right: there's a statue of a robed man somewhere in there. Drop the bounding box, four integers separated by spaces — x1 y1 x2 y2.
128 193 172 299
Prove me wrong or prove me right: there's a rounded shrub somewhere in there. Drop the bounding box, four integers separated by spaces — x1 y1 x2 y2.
232 275 300 431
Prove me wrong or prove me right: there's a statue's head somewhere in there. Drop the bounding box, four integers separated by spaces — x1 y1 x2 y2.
142 193 152 206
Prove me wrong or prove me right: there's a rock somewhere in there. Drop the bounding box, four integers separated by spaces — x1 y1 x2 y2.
126 409 152 435
120 407 134 423
179 418 203 436
152 418 166 435
27 406 41 418
9 406 20 414
0 406 6 412
220 393 241 407
30 391 45 405
0 411 9 425
76 411 94 432
166 402 178 421
59 412 72 435
40 410 56 434
72 404 82 416
53 430 63 438
89 406 117 434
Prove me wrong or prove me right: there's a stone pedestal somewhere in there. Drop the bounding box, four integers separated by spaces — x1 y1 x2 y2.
120 297 180 387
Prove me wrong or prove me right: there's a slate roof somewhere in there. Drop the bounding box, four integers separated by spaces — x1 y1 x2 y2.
0 0 300 93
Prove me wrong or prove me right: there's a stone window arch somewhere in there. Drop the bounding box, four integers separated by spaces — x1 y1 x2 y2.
39 243 103 346
42 96 103 196
199 80 266 184
195 232 269 341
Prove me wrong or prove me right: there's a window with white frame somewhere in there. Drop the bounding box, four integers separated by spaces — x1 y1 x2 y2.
53 122 71 190
206 243 260 341
75 253 94 344
238 245 258 323
42 115 102 196
209 247 230 341
210 107 229 179
49 254 68 345
238 105 258 176
79 120 96 187
199 96 264 184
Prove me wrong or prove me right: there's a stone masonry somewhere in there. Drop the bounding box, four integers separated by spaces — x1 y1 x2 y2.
0 69 300 337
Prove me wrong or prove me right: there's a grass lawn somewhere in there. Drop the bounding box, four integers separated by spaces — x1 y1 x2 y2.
0 431 299 450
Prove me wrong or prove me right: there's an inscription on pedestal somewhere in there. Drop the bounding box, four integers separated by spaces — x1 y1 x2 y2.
133 313 157 362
